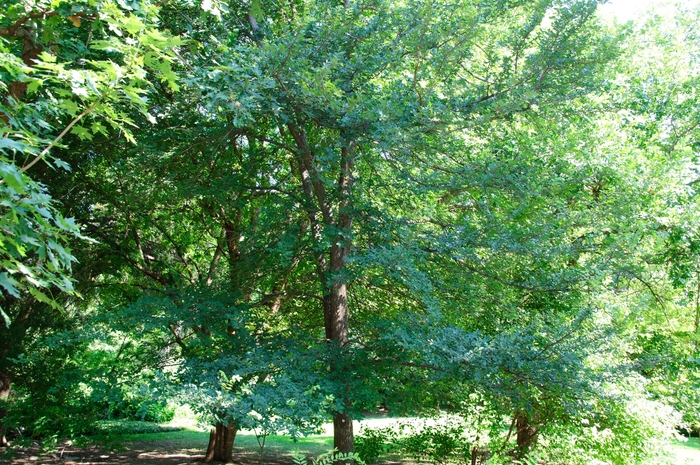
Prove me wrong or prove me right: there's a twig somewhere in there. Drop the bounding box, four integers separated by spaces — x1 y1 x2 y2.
501 414 517 451
20 98 102 173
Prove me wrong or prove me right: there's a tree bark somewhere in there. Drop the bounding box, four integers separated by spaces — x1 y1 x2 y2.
8 27 42 101
0 370 11 447
286 122 357 456
328 143 355 455
333 411 354 454
1 24 42 124
204 422 237 463
515 411 539 456
694 266 699 350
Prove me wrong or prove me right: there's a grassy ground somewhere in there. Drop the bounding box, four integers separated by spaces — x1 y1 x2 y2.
108 406 338 463
114 427 700 465
110 408 700 464
4 407 700 464
115 428 334 458
666 437 700 465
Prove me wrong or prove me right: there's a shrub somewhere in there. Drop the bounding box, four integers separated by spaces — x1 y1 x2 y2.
355 426 395 464
535 391 681 465
400 421 470 465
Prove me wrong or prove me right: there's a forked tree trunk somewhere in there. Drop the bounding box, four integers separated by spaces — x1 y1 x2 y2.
286 121 357 458
515 411 539 455
204 422 237 463
0 371 10 447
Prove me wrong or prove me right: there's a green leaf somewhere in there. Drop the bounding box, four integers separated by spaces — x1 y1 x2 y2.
122 15 145 35
91 121 109 137
71 125 93 141
37 50 57 64
53 158 72 171
59 99 80 115
0 137 34 155
26 78 43 94
0 307 9 328
0 272 20 298
251 0 263 22
1 169 27 194
29 286 61 310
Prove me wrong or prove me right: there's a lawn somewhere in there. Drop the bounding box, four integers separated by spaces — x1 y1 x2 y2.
115 416 700 465
3 410 700 465
665 437 700 465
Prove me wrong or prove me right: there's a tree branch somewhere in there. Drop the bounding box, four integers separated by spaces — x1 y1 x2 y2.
19 98 102 174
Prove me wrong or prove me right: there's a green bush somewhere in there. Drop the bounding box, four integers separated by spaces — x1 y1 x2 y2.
400 421 470 465
355 426 395 464
534 391 681 465
110 394 176 423
356 418 474 465
94 420 182 435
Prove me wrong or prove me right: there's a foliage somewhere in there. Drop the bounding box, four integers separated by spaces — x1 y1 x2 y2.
94 420 181 435
2 315 179 443
0 0 182 319
108 384 175 423
110 287 336 437
0 168 83 324
354 417 478 465
398 420 471 465
292 448 366 465
1 2 699 465
354 425 394 465
512 379 682 465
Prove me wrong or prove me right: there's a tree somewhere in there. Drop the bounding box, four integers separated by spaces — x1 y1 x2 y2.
0 0 181 445
601 0 700 434
55 0 624 457
181 0 620 453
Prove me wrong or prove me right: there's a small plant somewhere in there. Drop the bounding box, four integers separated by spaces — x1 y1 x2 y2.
513 450 541 465
293 448 366 465
293 452 309 465
253 426 269 464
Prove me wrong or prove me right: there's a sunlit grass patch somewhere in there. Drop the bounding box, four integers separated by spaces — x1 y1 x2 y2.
665 437 700 465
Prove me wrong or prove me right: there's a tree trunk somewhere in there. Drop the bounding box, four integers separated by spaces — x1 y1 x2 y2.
327 144 355 455
515 411 539 456
286 123 357 456
694 266 699 350
0 370 10 447
328 263 354 455
333 411 354 454
3 24 43 124
204 422 237 463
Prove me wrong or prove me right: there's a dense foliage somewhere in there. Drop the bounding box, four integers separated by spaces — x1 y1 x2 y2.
1 0 699 464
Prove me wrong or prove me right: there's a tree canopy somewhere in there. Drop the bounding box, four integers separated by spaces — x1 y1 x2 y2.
1 0 699 464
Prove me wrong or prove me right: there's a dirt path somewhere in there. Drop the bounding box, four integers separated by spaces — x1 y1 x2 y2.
1 442 294 465
2 441 204 465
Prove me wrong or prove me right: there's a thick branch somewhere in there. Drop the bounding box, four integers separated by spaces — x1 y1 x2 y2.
0 11 58 37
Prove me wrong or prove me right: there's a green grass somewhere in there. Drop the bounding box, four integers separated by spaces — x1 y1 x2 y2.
114 428 700 464
105 407 335 459
109 428 334 461
102 409 700 464
666 437 700 465
94 420 184 435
